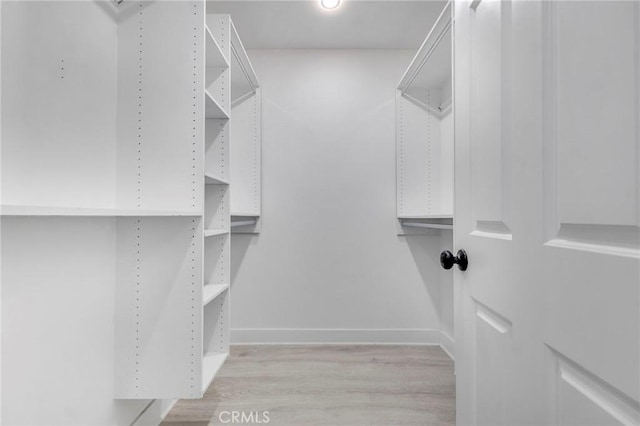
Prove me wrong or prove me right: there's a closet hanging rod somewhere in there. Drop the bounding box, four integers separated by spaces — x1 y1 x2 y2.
401 221 453 231
231 219 258 228
402 92 448 118
231 90 257 109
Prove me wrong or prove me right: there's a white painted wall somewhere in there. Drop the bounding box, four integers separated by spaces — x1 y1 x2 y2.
1 1 118 210
2 218 147 425
230 50 445 344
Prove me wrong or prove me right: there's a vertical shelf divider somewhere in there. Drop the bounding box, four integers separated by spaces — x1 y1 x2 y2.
201 13 232 394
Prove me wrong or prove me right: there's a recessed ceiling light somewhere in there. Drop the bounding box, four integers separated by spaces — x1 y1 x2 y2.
320 0 341 10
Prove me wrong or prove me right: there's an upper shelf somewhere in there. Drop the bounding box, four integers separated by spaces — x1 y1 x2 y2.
397 1 452 112
229 19 260 108
205 25 229 69
0 205 201 217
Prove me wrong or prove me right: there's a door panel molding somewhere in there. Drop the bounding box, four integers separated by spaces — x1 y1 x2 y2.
546 223 640 259
548 345 640 425
472 220 512 241
475 298 512 334
475 298 512 426
470 0 513 239
543 1 640 256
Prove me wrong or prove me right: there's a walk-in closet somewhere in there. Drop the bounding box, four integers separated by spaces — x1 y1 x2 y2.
1 0 639 425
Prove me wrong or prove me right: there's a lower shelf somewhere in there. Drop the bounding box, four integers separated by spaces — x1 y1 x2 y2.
202 352 229 394
398 214 453 220
203 283 229 306
398 215 453 231
204 228 230 237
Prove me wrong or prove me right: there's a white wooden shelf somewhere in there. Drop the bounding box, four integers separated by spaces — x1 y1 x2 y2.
231 212 260 217
204 229 229 237
205 90 230 119
205 173 230 185
398 214 453 220
0 205 200 217
205 25 229 69
399 214 453 231
202 352 229 394
401 222 453 231
203 283 229 306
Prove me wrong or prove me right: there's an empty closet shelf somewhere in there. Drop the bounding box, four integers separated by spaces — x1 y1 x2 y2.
205 173 230 185
205 90 229 119
398 214 453 220
398 215 453 231
203 284 229 306
201 352 229 394
204 229 229 237
401 221 453 231
231 219 258 228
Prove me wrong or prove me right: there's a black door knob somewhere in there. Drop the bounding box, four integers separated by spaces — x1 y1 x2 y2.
440 249 468 271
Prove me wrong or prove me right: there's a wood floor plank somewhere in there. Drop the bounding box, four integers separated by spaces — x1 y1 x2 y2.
162 345 455 426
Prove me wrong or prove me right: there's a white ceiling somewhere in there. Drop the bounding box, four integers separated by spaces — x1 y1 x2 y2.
206 0 448 49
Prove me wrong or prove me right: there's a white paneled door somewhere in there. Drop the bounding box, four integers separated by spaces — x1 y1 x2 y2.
453 0 640 424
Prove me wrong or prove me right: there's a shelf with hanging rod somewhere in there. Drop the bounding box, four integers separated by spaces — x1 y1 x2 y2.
396 0 454 236
231 219 258 228
398 214 453 231
400 221 453 231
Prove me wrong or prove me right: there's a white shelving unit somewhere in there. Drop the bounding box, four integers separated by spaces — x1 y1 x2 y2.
201 13 232 396
396 1 453 235
200 12 261 392
1 3 260 420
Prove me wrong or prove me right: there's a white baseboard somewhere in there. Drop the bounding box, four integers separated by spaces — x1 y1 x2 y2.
231 328 441 345
132 398 177 426
440 330 455 360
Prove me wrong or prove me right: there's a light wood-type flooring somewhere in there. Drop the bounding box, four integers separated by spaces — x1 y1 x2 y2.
162 345 455 426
